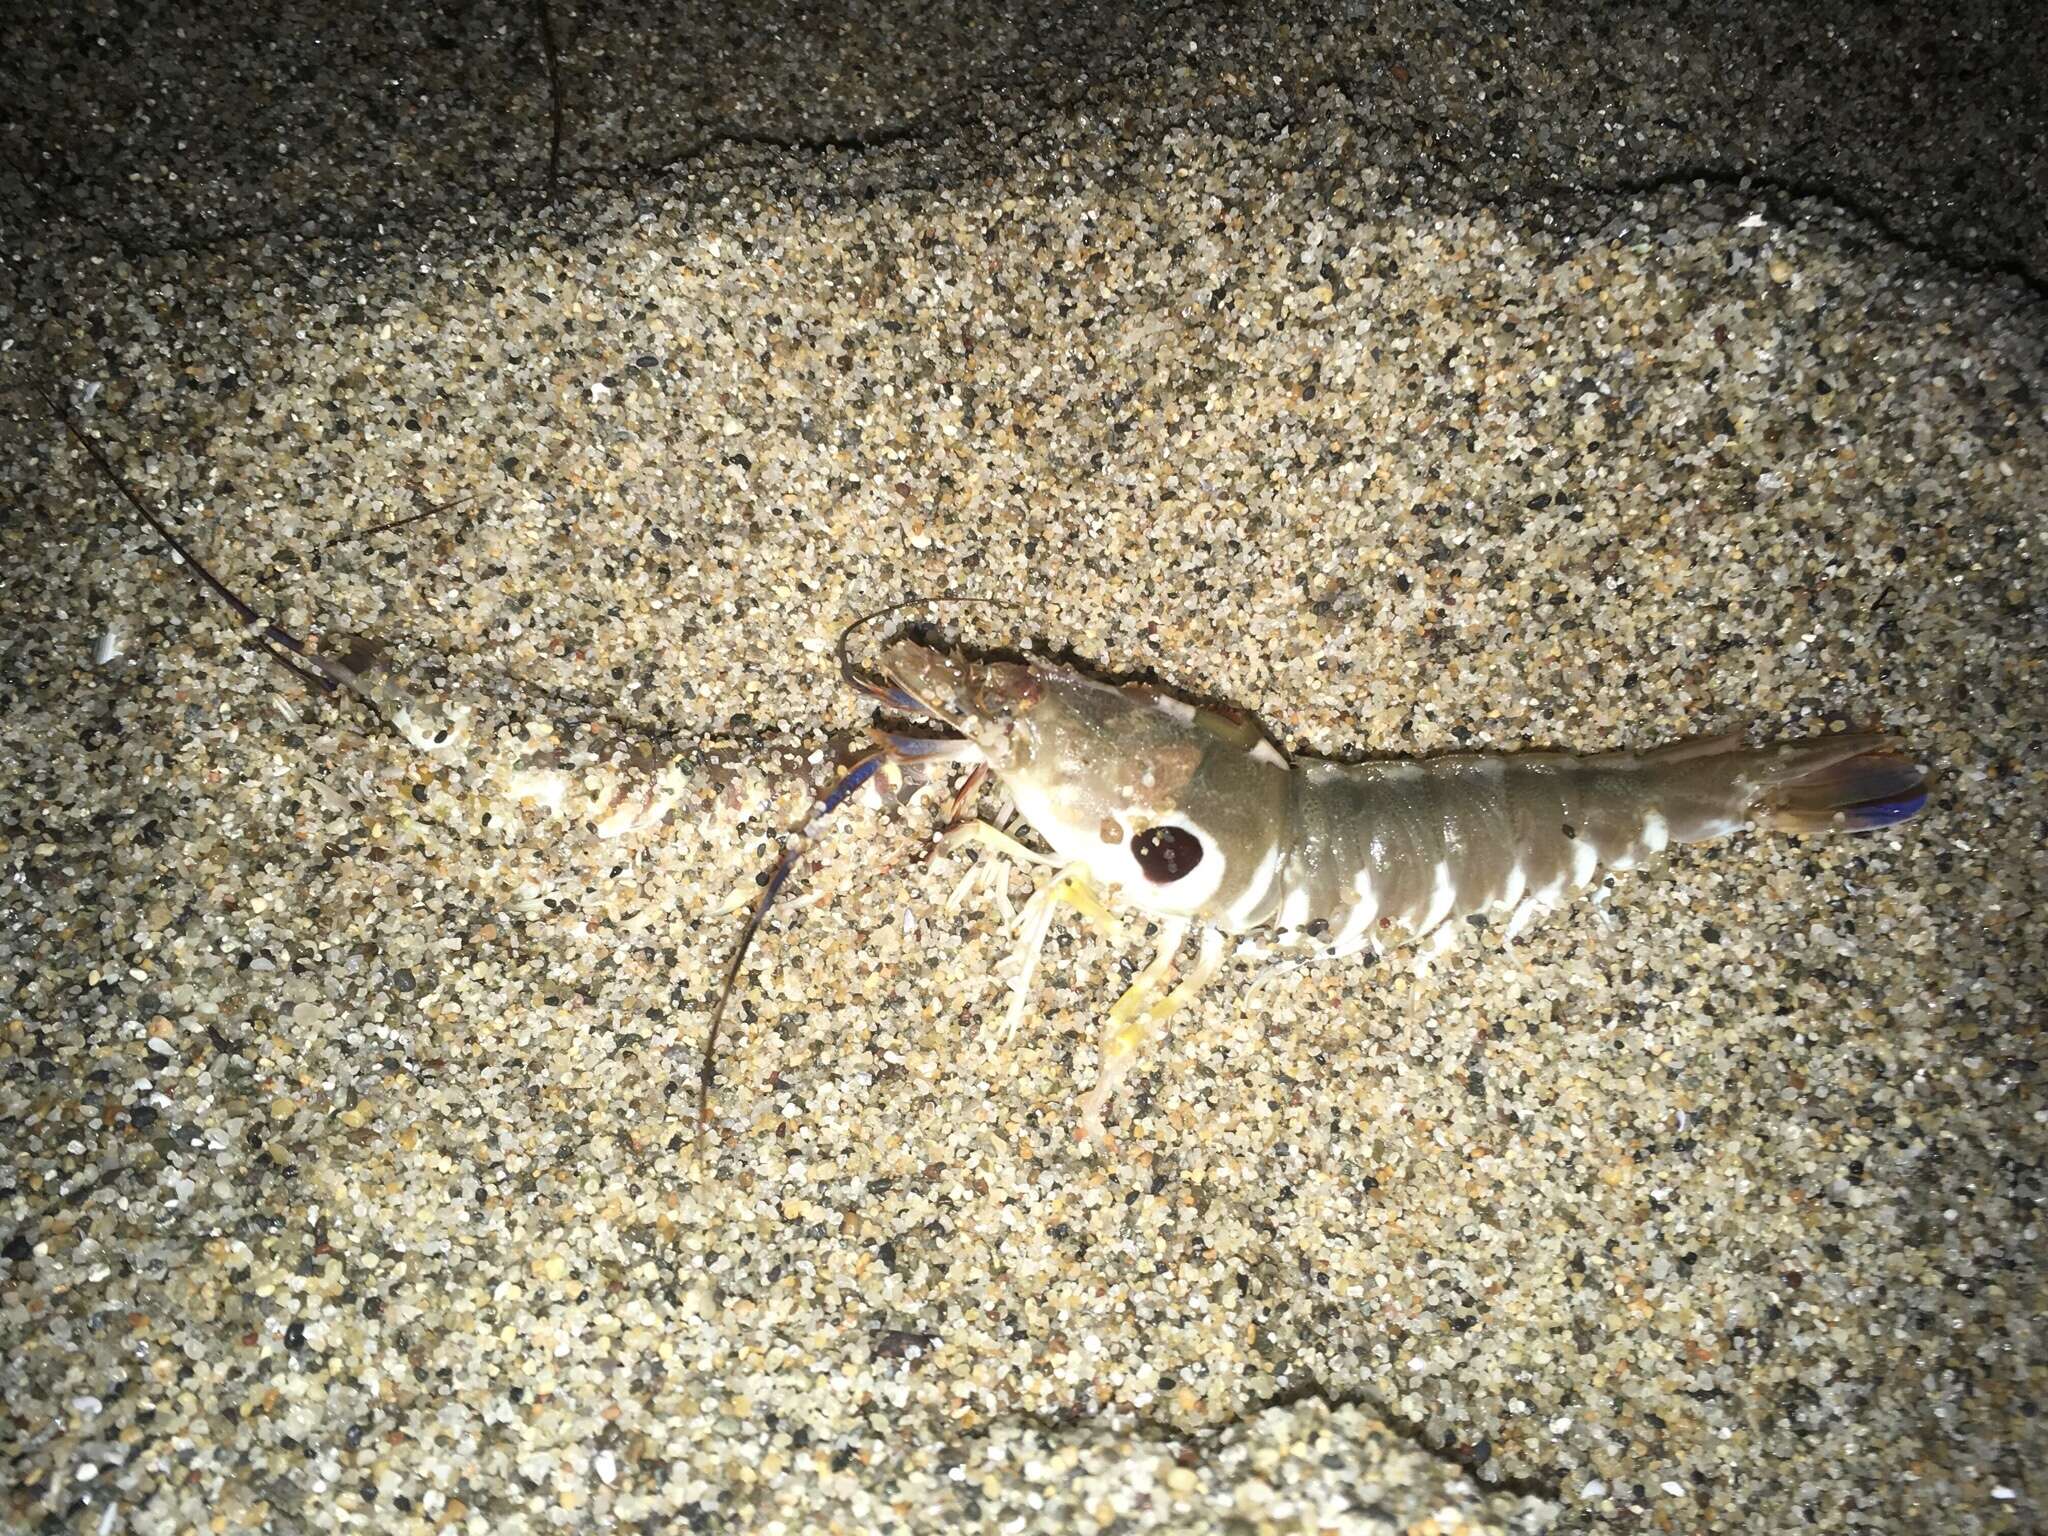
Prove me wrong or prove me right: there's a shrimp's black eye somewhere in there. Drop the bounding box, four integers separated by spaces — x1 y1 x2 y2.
1131 825 1203 883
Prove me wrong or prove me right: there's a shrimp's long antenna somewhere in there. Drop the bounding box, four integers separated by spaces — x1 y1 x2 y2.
836 594 1018 710
320 486 483 550
698 750 884 1126
699 595 1018 1121
48 387 338 695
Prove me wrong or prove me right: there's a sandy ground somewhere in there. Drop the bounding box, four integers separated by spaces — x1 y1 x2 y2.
2 4 2044 1533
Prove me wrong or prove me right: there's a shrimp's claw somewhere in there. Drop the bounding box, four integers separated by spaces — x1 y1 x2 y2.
1076 925 1228 1146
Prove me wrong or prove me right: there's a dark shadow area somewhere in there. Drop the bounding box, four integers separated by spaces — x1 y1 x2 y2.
3 0 2043 288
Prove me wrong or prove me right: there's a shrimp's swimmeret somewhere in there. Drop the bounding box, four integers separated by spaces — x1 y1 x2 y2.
853 639 1928 1143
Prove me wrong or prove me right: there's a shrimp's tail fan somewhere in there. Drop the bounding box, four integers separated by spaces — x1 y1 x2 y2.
1746 734 1929 835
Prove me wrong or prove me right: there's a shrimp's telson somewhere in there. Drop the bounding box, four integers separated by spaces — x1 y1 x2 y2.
872 640 1929 1142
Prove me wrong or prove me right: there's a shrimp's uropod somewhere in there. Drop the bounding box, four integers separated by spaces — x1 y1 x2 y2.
859 638 1928 1144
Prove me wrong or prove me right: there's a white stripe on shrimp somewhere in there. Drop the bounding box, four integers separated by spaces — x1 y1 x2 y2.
1222 838 1282 930
1642 811 1670 854
1328 868 1381 957
1417 859 1457 935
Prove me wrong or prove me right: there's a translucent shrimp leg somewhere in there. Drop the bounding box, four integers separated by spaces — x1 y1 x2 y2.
994 864 1126 1049
1077 926 1229 1144
997 865 1079 1045
932 813 1121 939
940 816 1056 917
1108 917 1190 1039
1070 917 1186 1133
938 818 1064 870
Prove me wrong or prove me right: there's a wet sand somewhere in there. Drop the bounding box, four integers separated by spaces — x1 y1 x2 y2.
2 4 2043 1531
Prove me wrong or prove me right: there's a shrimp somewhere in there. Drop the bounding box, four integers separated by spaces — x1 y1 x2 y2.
58 394 1928 1147
854 637 1930 1143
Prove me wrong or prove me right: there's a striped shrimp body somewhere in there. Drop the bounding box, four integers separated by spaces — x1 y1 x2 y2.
864 640 1928 1142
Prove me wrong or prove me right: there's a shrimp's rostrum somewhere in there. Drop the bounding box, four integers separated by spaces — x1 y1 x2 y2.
863 639 1929 1143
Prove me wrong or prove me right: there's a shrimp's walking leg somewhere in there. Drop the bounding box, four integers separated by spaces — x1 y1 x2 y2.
941 815 1046 917
940 762 990 829
938 817 1064 870
1078 925 1227 1145
1076 918 1189 1123
995 863 1121 1050
1097 914 1189 1066
941 819 1122 938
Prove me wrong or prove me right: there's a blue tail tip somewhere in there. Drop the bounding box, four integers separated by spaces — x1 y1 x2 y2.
1843 788 1927 830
